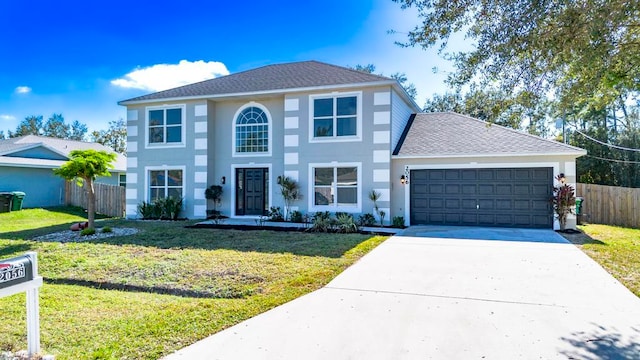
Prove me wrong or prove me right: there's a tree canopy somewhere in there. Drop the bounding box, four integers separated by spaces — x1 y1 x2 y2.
395 0 640 112
53 149 116 229
8 113 88 140
91 119 127 154
351 64 418 100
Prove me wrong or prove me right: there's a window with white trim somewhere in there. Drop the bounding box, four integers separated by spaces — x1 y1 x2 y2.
149 169 183 201
235 106 269 154
313 166 358 207
312 94 358 139
148 106 183 145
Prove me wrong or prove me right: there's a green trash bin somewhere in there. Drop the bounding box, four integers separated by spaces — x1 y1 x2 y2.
0 192 13 213
575 197 584 225
11 191 25 211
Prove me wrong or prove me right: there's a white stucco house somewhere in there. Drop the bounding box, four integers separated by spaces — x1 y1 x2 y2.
119 60 585 229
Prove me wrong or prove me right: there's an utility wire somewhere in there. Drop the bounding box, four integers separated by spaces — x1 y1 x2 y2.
572 128 640 152
585 154 640 164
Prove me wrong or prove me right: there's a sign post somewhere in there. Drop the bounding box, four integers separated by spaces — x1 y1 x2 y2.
0 252 43 356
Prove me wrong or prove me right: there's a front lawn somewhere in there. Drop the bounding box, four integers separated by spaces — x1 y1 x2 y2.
564 224 640 297
0 207 386 359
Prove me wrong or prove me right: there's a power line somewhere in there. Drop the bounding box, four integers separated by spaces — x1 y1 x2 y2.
572 128 640 152
585 154 640 164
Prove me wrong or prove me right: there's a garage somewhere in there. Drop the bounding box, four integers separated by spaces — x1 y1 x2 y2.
392 112 587 229
410 167 553 228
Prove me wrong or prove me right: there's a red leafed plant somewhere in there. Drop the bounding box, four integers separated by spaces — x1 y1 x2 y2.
552 174 576 230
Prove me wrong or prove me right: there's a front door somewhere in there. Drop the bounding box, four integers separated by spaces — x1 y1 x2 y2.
236 168 268 216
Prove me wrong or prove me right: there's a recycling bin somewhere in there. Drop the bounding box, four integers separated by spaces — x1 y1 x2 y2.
0 192 13 213
10 191 25 211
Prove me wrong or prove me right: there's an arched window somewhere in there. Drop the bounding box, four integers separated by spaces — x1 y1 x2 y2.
234 105 269 154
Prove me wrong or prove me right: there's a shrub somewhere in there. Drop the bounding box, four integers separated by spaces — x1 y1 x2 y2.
290 210 304 223
309 215 334 232
101 226 113 233
80 228 96 236
368 190 386 226
137 201 156 220
392 216 406 229
269 206 284 222
277 175 301 221
336 213 359 233
357 213 376 227
312 211 332 222
137 197 183 220
205 185 223 215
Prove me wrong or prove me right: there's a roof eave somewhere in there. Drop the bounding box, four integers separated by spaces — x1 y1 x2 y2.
392 150 588 160
118 80 400 106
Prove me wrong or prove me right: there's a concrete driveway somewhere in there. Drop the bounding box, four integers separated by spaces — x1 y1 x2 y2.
165 227 640 360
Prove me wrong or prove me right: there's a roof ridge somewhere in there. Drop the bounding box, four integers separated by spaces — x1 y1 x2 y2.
441 111 585 152
310 60 393 81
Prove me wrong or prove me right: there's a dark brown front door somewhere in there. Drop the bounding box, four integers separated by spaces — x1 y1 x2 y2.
236 168 268 216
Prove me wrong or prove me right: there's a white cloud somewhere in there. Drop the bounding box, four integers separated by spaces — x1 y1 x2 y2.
111 60 230 92
0 114 16 121
14 86 32 94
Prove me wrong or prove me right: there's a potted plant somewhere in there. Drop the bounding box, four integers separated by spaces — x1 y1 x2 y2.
551 174 576 231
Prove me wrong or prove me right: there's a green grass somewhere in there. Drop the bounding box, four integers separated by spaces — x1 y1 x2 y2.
568 224 640 297
0 207 387 359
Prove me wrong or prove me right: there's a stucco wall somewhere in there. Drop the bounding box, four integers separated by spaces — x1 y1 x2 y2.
0 166 65 208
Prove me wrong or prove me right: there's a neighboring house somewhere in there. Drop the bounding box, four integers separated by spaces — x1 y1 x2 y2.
119 60 585 229
0 135 127 208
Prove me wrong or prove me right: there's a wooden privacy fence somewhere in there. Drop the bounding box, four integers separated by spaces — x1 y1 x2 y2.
576 183 640 229
65 181 125 218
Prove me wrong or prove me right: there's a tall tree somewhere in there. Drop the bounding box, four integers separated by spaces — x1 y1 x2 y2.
394 0 640 113
69 120 88 141
91 119 127 154
10 115 43 137
53 149 116 229
43 113 70 138
351 64 418 101
424 87 550 135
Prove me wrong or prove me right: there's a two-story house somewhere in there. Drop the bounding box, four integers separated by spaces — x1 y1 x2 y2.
119 61 585 229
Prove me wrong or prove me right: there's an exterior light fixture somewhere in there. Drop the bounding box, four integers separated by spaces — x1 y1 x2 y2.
400 175 407 185
221 176 226 185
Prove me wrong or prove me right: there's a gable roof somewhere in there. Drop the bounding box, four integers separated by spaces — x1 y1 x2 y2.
0 135 126 171
393 112 586 158
119 60 415 107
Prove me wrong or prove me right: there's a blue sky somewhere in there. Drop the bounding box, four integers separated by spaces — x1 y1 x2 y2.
0 0 457 134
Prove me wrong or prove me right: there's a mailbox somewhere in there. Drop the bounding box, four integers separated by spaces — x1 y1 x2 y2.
0 255 35 290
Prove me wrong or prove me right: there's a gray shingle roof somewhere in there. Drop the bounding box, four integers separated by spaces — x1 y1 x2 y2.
0 135 126 171
393 112 586 157
120 60 394 103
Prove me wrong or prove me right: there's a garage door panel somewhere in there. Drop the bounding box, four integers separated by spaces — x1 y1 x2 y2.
410 167 553 228
461 199 477 209
462 184 476 195
478 199 494 210
496 184 513 194
496 199 512 210
445 184 460 194
461 170 477 180
478 169 495 180
478 184 495 195
445 170 460 180
445 199 460 209
428 198 443 209
429 184 444 194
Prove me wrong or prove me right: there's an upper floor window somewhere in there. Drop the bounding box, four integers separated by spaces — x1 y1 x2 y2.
147 105 184 146
233 103 271 156
310 92 361 141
